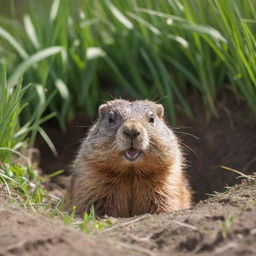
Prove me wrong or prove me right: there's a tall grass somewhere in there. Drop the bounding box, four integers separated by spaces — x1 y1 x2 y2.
0 0 256 127
0 64 56 163
0 65 29 162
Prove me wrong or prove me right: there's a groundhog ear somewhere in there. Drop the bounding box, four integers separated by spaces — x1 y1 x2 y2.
98 104 109 119
156 104 164 118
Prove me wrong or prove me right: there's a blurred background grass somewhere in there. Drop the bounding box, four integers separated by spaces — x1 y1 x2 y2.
0 0 256 139
0 0 256 221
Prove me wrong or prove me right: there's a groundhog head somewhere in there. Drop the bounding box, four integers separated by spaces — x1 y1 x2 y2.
83 99 180 173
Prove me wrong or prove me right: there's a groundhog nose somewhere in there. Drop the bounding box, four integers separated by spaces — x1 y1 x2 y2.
123 129 141 139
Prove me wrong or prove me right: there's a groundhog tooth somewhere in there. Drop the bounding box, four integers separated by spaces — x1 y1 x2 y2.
124 150 139 161
126 149 139 158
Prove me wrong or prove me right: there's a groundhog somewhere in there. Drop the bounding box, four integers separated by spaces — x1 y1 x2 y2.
65 99 191 217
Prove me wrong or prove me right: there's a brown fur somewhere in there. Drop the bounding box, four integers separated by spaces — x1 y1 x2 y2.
65 99 192 217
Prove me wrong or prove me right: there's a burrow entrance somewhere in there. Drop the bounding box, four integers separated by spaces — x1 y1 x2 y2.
36 94 256 202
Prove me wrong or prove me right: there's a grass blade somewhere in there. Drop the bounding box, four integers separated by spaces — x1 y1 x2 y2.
8 46 64 87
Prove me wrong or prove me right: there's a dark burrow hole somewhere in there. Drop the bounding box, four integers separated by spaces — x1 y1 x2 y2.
35 94 256 202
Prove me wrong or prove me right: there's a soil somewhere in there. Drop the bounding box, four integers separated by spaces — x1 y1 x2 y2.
0 178 255 256
0 200 125 256
1 94 256 256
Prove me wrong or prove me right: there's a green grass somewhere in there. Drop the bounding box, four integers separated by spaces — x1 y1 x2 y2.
220 213 234 240
1 0 256 128
0 65 30 163
0 162 112 233
60 205 112 233
0 163 45 207
0 64 57 162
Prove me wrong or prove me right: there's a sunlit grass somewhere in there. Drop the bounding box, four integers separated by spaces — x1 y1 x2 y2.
0 64 57 161
0 163 45 207
0 65 29 162
0 162 111 233
1 0 256 128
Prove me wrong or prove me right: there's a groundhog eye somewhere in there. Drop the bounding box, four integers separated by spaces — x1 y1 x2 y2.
108 111 115 123
149 113 154 123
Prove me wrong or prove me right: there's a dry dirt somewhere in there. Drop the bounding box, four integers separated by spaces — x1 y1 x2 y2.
0 179 255 256
1 94 256 255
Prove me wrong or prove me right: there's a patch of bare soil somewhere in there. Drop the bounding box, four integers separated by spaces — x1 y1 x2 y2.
0 179 255 256
100 179 256 256
0 200 126 256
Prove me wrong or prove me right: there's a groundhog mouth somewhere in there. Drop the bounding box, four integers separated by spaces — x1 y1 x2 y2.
124 147 141 162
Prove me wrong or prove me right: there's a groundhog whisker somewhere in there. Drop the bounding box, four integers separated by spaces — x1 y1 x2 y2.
75 125 91 128
174 131 200 140
172 126 193 130
179 141 199 159
147 145 167 169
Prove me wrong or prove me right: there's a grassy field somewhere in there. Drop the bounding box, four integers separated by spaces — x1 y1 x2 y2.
0 0 255 129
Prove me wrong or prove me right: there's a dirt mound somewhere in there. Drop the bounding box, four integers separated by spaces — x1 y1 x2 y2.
0 179 255 256
0 201 125 256
101 179 256 256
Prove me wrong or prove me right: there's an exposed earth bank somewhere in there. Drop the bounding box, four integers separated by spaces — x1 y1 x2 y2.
0 178 255 256
36 95 256 202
